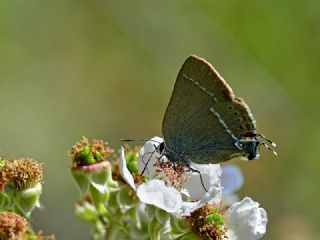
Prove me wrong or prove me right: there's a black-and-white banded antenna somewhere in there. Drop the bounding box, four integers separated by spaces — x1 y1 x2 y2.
260 142 277 156
256 134 277 147
121 138 163 144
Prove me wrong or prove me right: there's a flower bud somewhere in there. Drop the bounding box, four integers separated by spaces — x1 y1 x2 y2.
0 211 28 240
186 204 227 240
1 158 43 190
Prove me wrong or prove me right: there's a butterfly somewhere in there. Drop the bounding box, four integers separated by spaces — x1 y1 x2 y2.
157 55 276 169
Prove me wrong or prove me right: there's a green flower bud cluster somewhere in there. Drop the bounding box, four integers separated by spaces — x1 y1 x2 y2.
0 211 28 240
123 145 148 183
125 151 139 174
69 136 114 167
70 138 149 240
187 204 227 240
0 158 43 218
0 157 54 239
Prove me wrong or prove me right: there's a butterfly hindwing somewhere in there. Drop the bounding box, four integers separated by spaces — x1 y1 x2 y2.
162 55 256 163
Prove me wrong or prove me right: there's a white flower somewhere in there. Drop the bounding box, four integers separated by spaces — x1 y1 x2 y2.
226 197 267 240
119 137 222 216
221 164 244 206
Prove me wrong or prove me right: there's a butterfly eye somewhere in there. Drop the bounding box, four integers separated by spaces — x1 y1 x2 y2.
157 142 165 153
243 132 255 138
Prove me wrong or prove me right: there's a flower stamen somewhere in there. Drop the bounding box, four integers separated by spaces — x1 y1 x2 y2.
153 160 186 191
186 204 228 240
69 136 114 167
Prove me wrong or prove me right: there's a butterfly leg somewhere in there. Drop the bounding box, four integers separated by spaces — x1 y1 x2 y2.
141 147 157 176
141 144 164 176
184 160 208 193
141 149 157 165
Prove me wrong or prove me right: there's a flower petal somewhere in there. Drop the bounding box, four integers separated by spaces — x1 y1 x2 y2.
226 197 267 240
222 193 240 207
137 138 223 216
137 137 163 178
119 147 136 190
221 165 244 195
180 186 222 216
183 162 222 202
180 164 222 216
136 179 182 214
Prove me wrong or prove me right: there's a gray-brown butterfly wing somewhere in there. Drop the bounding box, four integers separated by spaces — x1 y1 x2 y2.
162 55 256 163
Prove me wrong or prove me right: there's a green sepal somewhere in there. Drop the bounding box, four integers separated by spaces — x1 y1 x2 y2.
145 204 156 219
164 216 196 239
14 183 42 217
124 207 141 229
127 210 149 240
128 228 149 240
149 217 162 240
72 169 90 195
88 167 112 212
106 224 128 240
3 181 16 196
179 232 200 240
92 219 107 240
89 184 108 215
75 201 99 221
106 167 118 189
106 190 119 215
155 208 169 225
116 185 137 213
1 184 14 211
0 192 10 210
170 216 190 234
89 168 109 194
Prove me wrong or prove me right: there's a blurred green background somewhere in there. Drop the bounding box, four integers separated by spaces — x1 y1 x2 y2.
0 0 318 239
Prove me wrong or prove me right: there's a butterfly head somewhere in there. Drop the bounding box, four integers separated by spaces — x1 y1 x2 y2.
158 141 165 154
238 132 277 160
